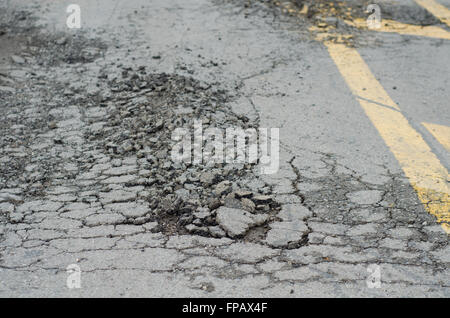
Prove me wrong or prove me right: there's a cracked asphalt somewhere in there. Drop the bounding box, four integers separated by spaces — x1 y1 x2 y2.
0 0 449 297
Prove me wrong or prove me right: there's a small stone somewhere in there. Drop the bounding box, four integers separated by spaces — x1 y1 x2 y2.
324 17 338 26
208 198 221 210
178 214 194 226
156 150 167 159
278 204 312 221
155 119 164 130
194 207 210 219
256 204 269 211
111 159 122 167
175 188 190 200
308 232 325 244
216 207 268 238
48 121 57 129
11 55 25 64
224 193 242 209
9 212 24 223
185 224 208 235
0 202 14 213
235 190 253 198
214 181 232 197
265 221 309 248
119 141 133 153
185 224 197 233
200 171 218 186
143 222 159 232
208 226 226 238
252 195 272 204
56 37 67 45
241 198 256 213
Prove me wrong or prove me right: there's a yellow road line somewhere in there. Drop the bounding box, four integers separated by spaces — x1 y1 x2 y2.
325 42 450 233
299 4 308 15
423 122 450 151
415 0 450 27
345 18 450 40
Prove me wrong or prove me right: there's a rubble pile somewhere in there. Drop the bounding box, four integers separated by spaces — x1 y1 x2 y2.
88 69 280 237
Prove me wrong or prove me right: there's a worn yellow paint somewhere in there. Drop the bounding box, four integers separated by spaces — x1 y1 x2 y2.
325 42 450 233
423 122 450 151
442 222 450 233
299 4 308 15
345 18 450 40
415 0 450 27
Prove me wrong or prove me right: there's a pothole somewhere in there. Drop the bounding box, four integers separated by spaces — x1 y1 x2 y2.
87 69 282 238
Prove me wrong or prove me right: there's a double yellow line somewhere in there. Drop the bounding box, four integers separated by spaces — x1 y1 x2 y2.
323 0 450 233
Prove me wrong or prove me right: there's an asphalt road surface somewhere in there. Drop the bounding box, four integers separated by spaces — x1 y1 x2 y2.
0 0 448 297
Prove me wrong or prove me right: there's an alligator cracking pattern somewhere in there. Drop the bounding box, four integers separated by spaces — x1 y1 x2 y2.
0 3 448 297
